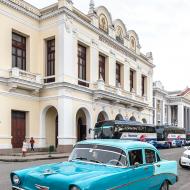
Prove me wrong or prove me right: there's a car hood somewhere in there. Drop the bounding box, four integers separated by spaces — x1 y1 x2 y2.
32 161 120 176
184 149 190 155
15 161 124 189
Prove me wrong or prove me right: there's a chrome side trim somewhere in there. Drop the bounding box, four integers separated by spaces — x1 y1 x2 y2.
12 186 25 190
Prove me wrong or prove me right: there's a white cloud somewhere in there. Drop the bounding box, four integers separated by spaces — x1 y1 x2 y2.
25 0 190 91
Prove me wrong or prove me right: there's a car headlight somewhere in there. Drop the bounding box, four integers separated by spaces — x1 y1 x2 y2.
183 153 189 158
12 175 20 185
70 185 80 190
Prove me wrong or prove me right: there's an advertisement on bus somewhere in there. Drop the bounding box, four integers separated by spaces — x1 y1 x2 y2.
120 132 157 141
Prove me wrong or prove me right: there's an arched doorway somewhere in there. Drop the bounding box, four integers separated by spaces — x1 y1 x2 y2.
142 118 147 124
97 111 109 122
45 106 58 148
76 109 87 142
130 116 136 121
115 114 123 120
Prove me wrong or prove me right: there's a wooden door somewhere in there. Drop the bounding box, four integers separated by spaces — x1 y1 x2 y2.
11 111 26 148
77 118 86 141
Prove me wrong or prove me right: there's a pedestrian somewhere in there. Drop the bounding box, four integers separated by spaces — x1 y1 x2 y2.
22 139 28 157
30 137 35 151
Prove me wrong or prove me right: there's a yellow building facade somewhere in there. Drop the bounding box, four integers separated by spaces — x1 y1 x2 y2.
0 0 154 152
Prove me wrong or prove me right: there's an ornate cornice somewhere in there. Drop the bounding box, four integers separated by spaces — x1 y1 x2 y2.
62 7 154 67
0 0 40 19
0 1 154 67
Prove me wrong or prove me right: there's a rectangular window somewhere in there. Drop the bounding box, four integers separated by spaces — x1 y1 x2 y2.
142 75 147 96
128 149 143 166
99 54 105 81
116 63 121 86
130 69 134 92
12 32 26 70
45 39 55 83
145 149 156 164
78 44 89 87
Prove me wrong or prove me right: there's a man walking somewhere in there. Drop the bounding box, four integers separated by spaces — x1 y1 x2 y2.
30 137 35 151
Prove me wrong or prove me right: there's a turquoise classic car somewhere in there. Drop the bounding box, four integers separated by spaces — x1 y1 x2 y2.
11 140 178 190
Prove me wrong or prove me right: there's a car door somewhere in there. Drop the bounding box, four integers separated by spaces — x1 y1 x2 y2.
123 149 154 190
144 149 160 189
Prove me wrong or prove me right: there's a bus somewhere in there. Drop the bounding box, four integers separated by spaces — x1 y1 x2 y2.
156 125 186 148
94 120 157 142
186 133 190 145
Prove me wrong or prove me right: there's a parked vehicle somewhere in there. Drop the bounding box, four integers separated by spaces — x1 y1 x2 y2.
179 146 190 168
185 133 190 146
149 140 170 149
156 125 186 148
94 120 157 141
11 140 178 190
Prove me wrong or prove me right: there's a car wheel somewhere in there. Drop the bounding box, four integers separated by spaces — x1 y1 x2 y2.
160 180 169 190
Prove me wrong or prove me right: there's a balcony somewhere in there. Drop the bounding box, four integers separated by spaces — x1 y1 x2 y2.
93 79 148 110
8 68 43 92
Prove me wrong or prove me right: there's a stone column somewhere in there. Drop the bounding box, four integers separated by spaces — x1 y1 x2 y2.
108 51 116 86
168 106 172 125
162 101 165 125
90 41 99 84
188 108 190 131
136 70 141 96
178 104 184 128
57 14 76 84
57 94 75 153
123 62 130 92
154 97 157 125
184 107 187 130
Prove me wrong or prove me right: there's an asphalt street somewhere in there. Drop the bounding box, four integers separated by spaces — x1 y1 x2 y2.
0 147 188 190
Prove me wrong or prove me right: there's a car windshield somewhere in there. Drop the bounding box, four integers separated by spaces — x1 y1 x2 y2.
69 144 127 167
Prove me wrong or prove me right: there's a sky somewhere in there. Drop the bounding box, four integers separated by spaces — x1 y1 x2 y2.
25 0 190 91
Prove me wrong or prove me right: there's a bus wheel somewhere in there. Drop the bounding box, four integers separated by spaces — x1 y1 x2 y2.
160 180 169 190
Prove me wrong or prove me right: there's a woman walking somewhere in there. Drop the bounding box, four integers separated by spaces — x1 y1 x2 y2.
22 139 28 157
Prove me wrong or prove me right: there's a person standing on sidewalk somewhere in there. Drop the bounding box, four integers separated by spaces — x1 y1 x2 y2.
22 139 28 157
30 137 35 151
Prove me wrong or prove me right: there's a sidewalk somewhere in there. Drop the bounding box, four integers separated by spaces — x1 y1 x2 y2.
0 152 70 162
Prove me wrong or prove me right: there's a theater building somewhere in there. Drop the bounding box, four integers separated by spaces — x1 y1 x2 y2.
0 0 154 151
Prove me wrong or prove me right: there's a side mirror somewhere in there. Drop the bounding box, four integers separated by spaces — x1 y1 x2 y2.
184 146 190 150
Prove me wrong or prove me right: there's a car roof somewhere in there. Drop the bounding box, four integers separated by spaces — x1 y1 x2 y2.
78 139 156 150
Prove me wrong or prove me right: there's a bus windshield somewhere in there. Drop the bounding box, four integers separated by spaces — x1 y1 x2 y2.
94 120 156 141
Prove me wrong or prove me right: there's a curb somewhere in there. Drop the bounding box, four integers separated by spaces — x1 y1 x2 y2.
0 155 69 162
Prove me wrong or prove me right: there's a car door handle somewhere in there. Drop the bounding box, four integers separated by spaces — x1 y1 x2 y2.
156 164 160 167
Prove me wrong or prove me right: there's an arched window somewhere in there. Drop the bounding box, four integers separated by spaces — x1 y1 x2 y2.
130 36 136 51
99 14 108 33
115 114 123 120
130 116 136 121
116 26 124 44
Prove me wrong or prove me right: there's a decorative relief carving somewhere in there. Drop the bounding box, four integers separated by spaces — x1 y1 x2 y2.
91 39 98 48
99 14 108 33
64 15 73 33
99 35 136 61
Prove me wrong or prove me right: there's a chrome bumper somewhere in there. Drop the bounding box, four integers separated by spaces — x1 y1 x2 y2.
12 186 25 190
